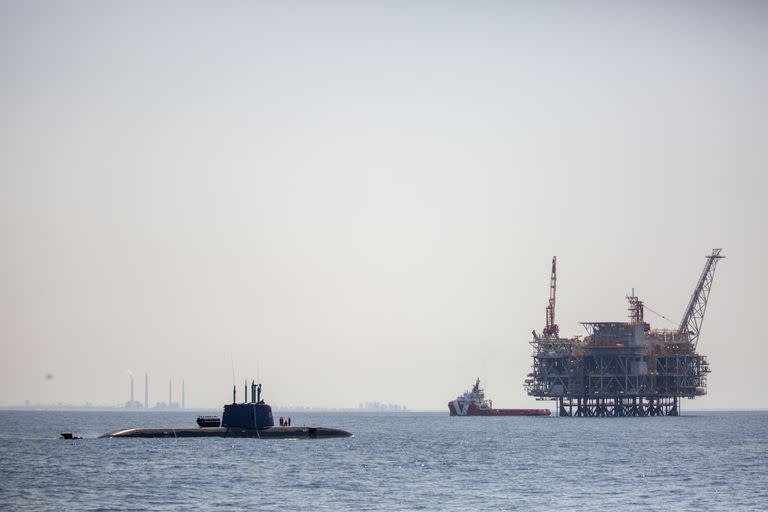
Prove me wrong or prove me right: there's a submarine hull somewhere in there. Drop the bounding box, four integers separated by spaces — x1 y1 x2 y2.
101 426 352 439
97 383 352 439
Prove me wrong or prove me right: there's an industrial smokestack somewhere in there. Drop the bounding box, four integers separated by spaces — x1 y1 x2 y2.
130 375 134 403
144 373 148 409
168 379 172 407
182 380 185 409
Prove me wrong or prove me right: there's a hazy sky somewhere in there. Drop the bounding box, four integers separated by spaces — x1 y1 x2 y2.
1 1 766 410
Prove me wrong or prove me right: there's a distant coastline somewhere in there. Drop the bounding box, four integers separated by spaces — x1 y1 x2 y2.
0 404 419 413
1 405 765 413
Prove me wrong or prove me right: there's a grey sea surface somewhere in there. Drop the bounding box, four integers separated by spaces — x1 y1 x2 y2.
0 410 766 511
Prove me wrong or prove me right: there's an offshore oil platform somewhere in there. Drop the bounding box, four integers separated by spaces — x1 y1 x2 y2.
525 249 724 417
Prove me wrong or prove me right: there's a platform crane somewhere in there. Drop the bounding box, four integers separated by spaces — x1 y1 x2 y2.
679 248 725 349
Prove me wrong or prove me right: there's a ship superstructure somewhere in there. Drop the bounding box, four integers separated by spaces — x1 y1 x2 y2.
525 250 723 417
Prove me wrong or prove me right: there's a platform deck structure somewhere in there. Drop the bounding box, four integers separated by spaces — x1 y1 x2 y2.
525 250 722 417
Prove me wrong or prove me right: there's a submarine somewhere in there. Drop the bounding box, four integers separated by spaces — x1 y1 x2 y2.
101 381 352 439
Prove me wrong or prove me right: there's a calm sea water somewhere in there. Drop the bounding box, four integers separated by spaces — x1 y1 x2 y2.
0 409 766 511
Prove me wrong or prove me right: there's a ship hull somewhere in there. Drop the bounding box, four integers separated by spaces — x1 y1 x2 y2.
448 402 550 417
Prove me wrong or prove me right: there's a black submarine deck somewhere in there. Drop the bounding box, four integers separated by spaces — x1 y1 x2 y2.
101 425 352 439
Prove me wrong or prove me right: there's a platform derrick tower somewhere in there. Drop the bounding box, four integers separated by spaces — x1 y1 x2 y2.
525 250 724 417
543 256 559 338
525 257 583 408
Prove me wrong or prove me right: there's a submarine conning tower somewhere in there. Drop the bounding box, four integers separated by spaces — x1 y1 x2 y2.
222 380 274 429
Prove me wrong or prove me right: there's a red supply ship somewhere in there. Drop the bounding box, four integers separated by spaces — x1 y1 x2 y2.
448 378 550 417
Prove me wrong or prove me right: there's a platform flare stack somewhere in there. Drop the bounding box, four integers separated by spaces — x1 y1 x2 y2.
525 249 724 417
